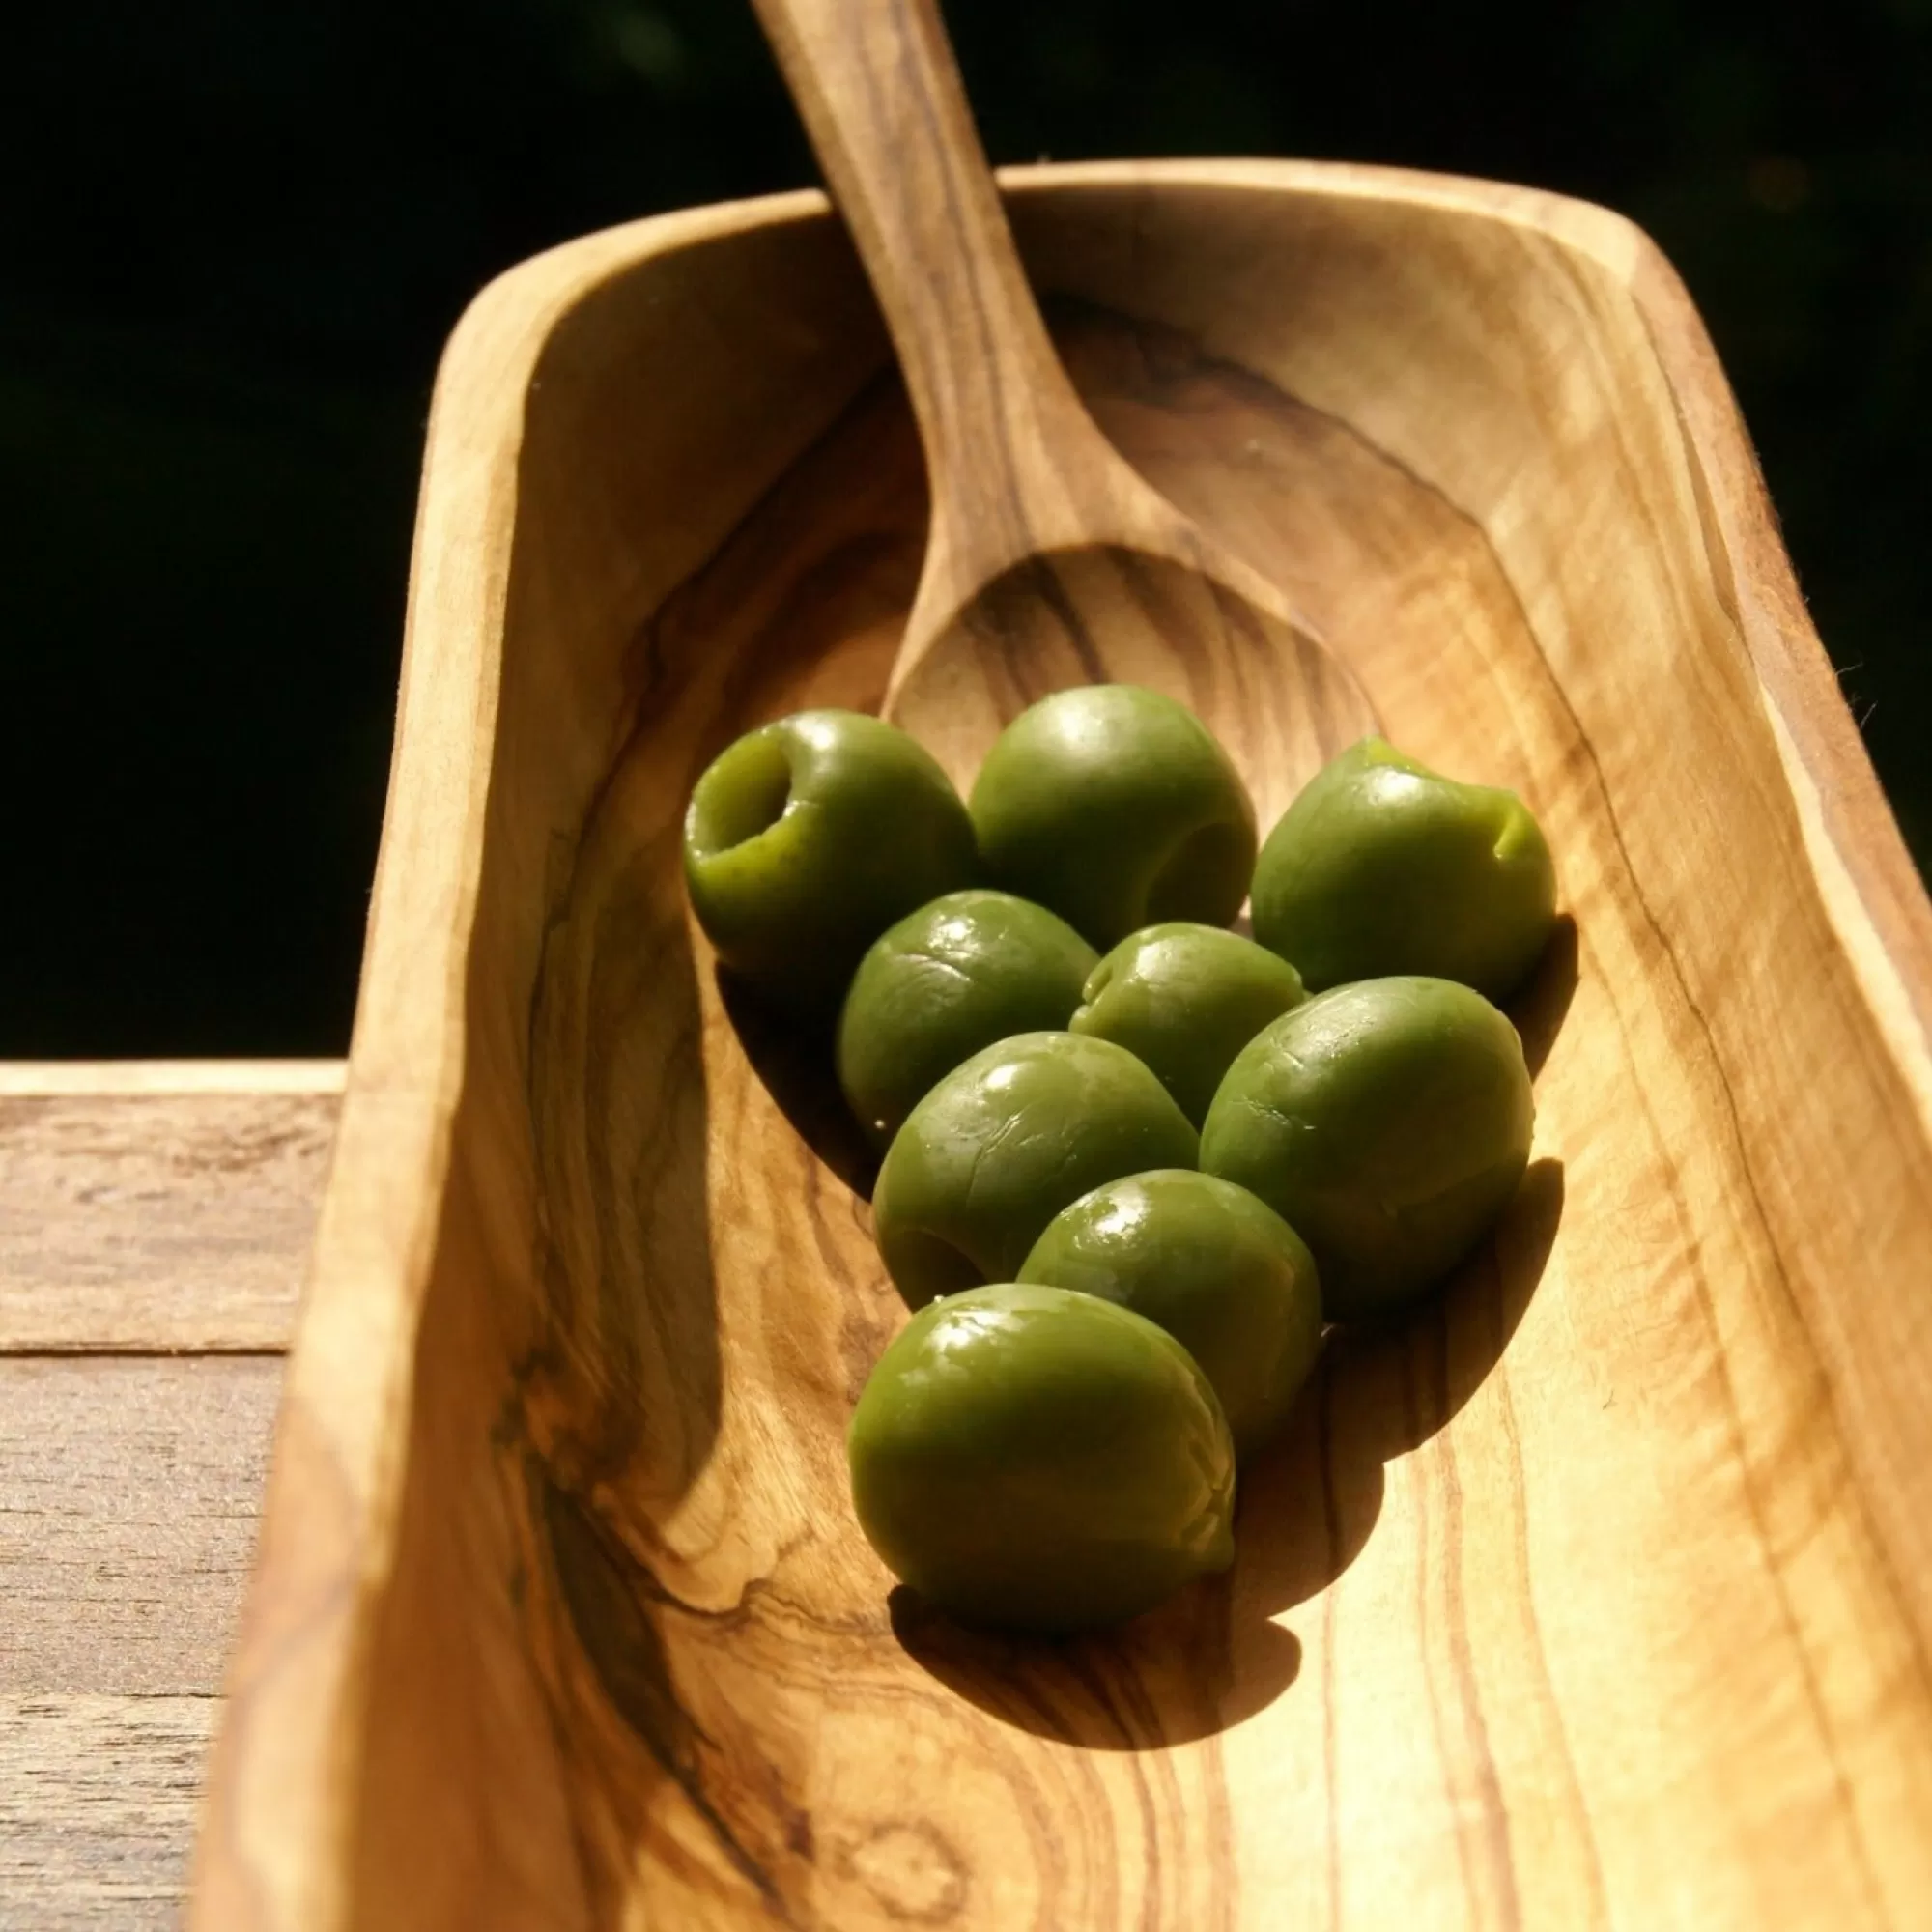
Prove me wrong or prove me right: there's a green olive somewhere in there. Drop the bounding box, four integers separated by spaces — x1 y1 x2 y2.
1200 977 1533 1321
969 685 1258 949
683 710 979 1010
848 1282 1236 1632
871 1031 1199 1309
1018 1170 1321 1457
1069 923 1305 1126
837 891 1097 1149
1251 738 1556 999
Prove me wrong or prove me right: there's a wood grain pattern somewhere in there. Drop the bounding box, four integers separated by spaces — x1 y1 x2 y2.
2 1694 220 1929
0 1075 337 1351
0 1356 283 1694
0 1061 345 1096
751 0 1374 790
195 162 1932 1931
0 1239 294 1932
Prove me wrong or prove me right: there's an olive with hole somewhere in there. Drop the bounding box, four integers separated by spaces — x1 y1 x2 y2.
1251 737 1557 999
969 684 1259 950
838 890 1097 1148
871 1031 1199 1309
682 709 979 1010
1019 1169 1322 1457
848 1282 1236 1632
1070 922 1305 1125
1201 976 1533 1321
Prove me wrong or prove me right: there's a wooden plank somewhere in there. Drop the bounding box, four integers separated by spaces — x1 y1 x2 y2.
0 1072 309 1925
0 1073 339 1352
0 1356 282 1696
0 1061 346 1097
0 1694 216 1929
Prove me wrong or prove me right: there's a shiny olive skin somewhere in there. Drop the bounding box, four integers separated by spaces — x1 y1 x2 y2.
969 685 1259 950
1251 738 1556 1000
683 710 978 1010
1070 923 1305 1126
872 1032 1199 1309
1201 977 1533 1321
1019 1170 1321 1457
838 891 1097 1149
848 1283 1236 1632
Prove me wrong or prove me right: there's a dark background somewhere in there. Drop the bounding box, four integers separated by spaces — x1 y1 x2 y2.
7 0 1928 1056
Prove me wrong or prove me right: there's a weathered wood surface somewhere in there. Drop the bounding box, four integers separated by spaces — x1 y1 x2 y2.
198 158 1932 1932
0 1064 339 1350
1 1696 221 1930
1 1357 284 1694
0 1067 324 1928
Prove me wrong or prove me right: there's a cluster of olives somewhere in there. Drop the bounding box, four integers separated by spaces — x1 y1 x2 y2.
683 686 1556 1634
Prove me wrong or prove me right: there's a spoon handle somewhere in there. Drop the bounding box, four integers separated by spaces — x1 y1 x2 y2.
751 0 1115 570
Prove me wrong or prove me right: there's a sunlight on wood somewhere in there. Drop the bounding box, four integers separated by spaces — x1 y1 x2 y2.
191 161 1932 1932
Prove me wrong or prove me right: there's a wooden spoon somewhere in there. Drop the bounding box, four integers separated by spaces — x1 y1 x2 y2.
751 0 1378 793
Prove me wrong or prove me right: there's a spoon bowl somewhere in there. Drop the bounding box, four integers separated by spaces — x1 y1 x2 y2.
753 0 1378 787
887 540 1371 806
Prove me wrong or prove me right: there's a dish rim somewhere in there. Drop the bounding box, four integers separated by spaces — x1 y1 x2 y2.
188 156 1932 1930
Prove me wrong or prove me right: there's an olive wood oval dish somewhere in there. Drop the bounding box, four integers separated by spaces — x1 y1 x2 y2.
191 160 1932 1932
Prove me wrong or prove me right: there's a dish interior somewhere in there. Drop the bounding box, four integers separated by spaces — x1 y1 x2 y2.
315 174 1932 1930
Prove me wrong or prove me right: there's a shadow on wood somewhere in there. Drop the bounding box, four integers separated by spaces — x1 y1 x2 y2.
887 1160 1565 1749
524 764 724 1512
1511 915 1580 1078
195 164 1932 1932
715 971 880 1201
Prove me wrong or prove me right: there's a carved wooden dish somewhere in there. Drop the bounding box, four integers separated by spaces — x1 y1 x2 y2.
192 161 1932 1931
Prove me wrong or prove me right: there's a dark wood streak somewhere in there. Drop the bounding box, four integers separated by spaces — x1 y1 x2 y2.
501 1456 640 1931
1037 555 1110 686
540 1475 792 1917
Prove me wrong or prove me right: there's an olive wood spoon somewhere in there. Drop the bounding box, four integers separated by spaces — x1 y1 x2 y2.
750 0 1378 792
